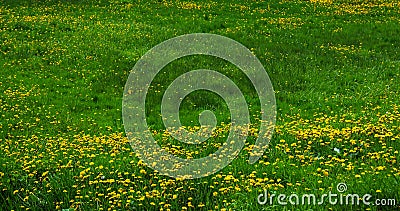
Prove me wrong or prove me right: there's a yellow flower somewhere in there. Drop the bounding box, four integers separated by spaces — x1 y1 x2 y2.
224 175 234 181
42 171 49 177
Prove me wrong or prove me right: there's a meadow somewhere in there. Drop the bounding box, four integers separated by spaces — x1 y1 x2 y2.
0 0 399 210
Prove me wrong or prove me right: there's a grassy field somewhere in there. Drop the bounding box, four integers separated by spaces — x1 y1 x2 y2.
1 0 400 210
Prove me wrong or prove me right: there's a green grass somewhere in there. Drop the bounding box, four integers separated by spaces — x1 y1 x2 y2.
0 0 399 210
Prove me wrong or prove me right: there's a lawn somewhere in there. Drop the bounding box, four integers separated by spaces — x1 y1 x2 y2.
0 0 399 210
